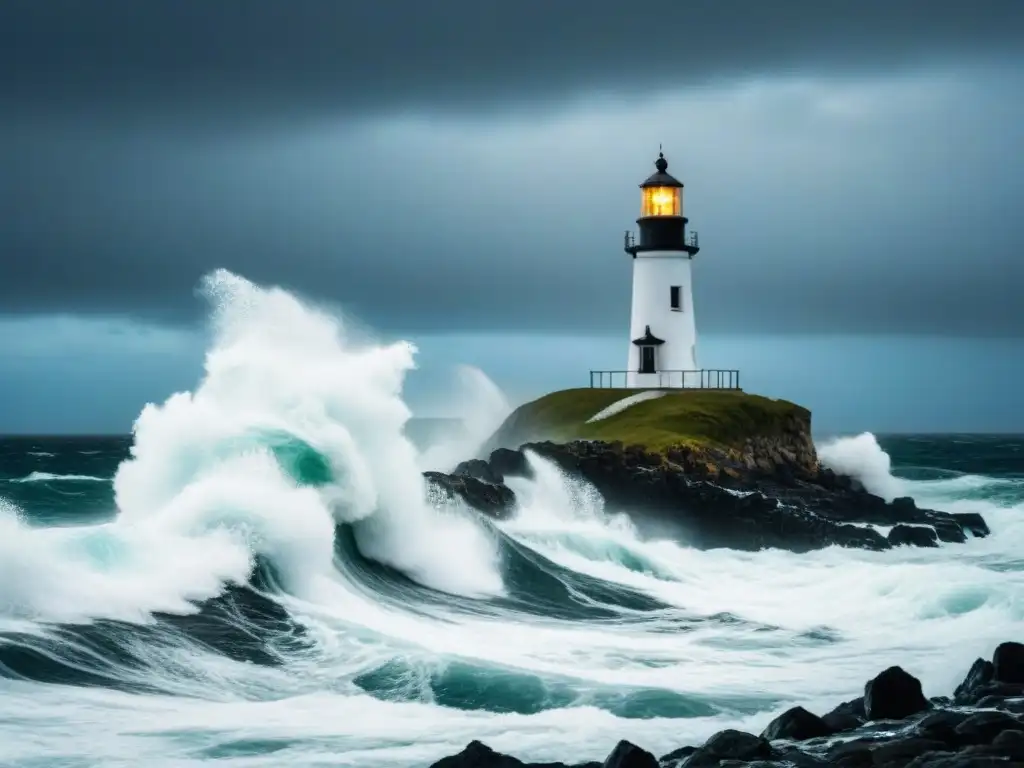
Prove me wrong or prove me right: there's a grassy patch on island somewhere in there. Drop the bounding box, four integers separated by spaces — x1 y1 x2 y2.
488 388 808 454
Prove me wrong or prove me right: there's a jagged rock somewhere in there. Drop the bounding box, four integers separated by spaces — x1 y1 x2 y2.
888 524 940 548
600 740 657 768
991 728 1024 759
429 741 520 768
905 751 1011 768
915 709 972 744
761 706 834 741
993 641 1024 684
821 697 866 733
864 666 930 721
951 512 990 537
869 737 948 765
955 659 994 703
688 729 774 765
657 745 696 767
514 441 894 554
423 471 517 519
891 495 917 511
427 740 600 768
977 694 1024 712
954 710 1024 745
462 439 987 554
826 736 878 766
772 747 831 767
489 447 533 480
453 458 502 484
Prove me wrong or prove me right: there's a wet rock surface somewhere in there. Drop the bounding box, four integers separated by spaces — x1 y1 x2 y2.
428 643 1024 768
423 440 988 554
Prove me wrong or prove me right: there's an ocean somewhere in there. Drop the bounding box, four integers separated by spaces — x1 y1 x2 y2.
0 271 1021 767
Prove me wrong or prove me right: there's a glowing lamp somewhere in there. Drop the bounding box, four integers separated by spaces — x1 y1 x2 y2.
638 151 684 218
641 186 681 217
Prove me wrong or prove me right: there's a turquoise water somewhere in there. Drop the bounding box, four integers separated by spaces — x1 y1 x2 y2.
0 431 1021 767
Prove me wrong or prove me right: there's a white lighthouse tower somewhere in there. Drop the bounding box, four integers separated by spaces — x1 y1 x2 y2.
623 150 701 388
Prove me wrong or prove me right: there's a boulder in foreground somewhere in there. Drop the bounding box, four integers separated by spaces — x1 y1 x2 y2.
428 642 1024 768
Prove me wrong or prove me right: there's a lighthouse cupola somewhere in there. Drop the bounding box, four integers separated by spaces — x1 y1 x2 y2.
625 151 699 257
640 152 682 217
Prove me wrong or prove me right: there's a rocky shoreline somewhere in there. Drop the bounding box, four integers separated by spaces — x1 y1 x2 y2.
425 440 989 553
428 642 1024 768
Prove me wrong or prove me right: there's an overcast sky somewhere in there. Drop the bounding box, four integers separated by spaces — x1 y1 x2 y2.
2 1 1023 433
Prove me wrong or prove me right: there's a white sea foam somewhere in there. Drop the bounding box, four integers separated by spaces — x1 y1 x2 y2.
0 272 1021 768
9 472 109 483
0 270 503 631
416 365 511 472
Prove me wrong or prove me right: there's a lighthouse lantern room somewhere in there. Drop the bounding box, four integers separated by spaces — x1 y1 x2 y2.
623 150 701 388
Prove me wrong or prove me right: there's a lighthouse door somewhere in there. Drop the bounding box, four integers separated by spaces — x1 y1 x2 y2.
639 345 656 374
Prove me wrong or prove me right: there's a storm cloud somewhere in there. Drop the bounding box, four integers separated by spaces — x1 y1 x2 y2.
3 0 1023 120
2 0 1023 337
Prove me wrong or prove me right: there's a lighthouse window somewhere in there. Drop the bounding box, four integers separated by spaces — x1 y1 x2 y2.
670 286 682 311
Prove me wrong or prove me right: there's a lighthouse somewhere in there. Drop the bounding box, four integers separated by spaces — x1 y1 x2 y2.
623 150 701 388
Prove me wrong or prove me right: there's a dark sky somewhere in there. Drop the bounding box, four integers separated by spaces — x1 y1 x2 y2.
2 2 1024 433
3 0 1023 337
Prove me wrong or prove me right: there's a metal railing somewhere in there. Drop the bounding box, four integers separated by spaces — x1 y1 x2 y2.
623 230 699 251
589 369 740 389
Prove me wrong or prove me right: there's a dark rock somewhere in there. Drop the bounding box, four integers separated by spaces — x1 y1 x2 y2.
827 737 877 766
423 471 517 520
489 447 533 480
978 695 1024 713
601 740 657 768
905 754 1011 768
887 524 940 548
963 681 1024 706
955 658 994 702
453 458 502 484
701 729 773 761
492 439 988 555
821 697 866 733
954 710 1024 745
915 710 972 744
428 740 600 768
929 519 968 544
993 641 1024 684
429 741 521 768
991 728 1024 758
891 496 917 511
761 706 834 741
657 745 696 766
772 747 831 767
864 666 930 721
951 512 991 537
519 441 897 554
869 737 948 766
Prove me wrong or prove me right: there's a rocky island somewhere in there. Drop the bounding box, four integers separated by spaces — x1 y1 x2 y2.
425 388 990 553
418 390 1015 766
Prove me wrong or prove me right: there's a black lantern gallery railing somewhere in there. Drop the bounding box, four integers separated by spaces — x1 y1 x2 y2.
623 230 699 252
589 369 740 390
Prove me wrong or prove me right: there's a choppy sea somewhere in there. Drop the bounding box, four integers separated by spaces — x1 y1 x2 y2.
0 270 1020 767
